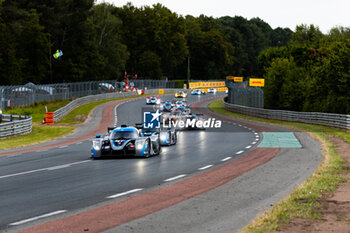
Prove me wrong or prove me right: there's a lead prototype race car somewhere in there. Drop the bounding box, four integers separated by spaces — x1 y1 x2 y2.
91 125 161 159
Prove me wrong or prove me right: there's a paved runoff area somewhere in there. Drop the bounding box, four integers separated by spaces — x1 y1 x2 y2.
258 132 302 148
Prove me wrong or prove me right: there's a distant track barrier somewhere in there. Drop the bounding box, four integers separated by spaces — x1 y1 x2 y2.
0 114 32 139
223 97 350 130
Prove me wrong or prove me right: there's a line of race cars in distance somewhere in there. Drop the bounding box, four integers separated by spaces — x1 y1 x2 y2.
91 90 210 159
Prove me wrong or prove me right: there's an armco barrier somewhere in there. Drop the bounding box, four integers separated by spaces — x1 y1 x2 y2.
0 114 32 139
223 98 350 130
54 89 184 122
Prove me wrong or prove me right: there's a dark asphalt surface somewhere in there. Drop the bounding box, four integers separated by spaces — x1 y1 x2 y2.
0 93 258 232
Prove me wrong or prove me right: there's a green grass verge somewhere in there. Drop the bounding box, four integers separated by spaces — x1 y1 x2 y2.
3 99 72 123
208 100 348 233
57 97 130 124
0 126 74 150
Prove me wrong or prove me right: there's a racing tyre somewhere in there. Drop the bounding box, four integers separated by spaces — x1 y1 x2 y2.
145 138 151 158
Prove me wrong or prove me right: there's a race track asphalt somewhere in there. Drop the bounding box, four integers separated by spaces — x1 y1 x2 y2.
0 93 323 233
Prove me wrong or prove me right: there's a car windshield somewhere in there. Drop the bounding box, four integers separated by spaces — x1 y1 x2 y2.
179 91 183 94
111 130 138 139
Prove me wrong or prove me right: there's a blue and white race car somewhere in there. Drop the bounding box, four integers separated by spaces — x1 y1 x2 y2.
160 101 173 112
91 125 161 159
138 125 177 146
191 89 206 95
208 88 217 93
146 96 161 105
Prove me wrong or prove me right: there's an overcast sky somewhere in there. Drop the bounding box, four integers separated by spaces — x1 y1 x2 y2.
96 0 349 33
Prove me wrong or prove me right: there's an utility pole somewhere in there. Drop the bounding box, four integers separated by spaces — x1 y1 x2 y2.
187 55 190 85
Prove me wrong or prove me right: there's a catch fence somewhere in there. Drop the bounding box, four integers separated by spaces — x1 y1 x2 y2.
0 80 174 109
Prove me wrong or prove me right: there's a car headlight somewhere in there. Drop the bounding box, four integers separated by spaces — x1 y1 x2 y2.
160 134 167 142
135 141 144 150
92 141 101 150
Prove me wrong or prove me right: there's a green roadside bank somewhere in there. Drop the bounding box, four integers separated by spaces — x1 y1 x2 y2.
208 100 349 233
0 95 149 151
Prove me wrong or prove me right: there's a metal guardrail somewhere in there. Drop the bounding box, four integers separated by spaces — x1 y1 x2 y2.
223 98 350 130
0 114 32 139
54 88 184 122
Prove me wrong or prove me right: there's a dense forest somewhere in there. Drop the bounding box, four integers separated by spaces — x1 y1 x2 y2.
259 25 350 114
0 0 292 85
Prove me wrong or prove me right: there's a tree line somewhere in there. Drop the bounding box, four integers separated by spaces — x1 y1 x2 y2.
0 0 292 85
259 25 350 114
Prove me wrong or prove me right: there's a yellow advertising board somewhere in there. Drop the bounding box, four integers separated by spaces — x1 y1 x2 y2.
189 81 225 89
249 79 265 87
158 89 164 94
189 82 201 89
233 77 243 82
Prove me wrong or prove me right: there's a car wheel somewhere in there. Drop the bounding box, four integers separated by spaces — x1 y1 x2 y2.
145 139 151 158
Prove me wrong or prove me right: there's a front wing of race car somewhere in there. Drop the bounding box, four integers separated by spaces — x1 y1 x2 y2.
91 137 152 158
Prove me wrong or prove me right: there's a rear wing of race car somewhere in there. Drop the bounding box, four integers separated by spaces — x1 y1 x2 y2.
108 126 116 134
135 123 143 130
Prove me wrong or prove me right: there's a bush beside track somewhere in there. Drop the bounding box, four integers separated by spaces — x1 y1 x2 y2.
208 100 348 233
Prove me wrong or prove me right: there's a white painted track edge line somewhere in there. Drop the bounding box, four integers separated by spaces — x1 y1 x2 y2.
236 150 244 154
9 210 67 226
107 188 143 199
221 157 232 161
0 160 91 179
198 165 213 170
164 174 186 182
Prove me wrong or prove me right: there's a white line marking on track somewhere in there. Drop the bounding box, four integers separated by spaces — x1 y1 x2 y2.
0 160 90 179
254 132 258 135
107 188 143 199
76 142 83 145
9 210 67 226
255 138 259 141
221 157 232 162
245 145 252 149
252 142 257 144
47 165 71 171
236 150 244 154
164 174 186 182
255 135 259 138
198 165 213 170
58 145 68 149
